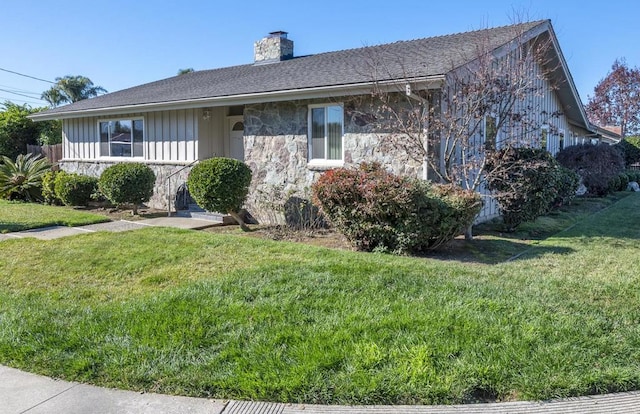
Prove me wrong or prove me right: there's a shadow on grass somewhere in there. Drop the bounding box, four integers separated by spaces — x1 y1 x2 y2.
423 237 574 265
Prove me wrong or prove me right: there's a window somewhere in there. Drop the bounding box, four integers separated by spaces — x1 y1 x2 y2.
99 118 143 157
559 129 565 151
308 104 343 162
484 115 498 151
540 124 549 151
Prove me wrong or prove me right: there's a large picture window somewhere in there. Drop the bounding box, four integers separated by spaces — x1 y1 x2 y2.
308 104 343 162
99 119 144 157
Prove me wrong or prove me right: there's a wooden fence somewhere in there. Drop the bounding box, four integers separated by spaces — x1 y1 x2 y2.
27 144 62 164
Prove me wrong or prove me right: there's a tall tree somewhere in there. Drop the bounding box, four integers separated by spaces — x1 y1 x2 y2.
41 75 107 108
586 59 640 137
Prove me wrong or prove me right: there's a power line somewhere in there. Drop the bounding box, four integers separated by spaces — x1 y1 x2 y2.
0 67 54 84
0 87 46 101
0 84 43 96
0 96 46 106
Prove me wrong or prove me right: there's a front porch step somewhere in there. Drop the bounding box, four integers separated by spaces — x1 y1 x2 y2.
175 208 235 224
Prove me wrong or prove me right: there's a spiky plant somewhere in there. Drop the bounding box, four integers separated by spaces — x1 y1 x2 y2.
0 153 52 202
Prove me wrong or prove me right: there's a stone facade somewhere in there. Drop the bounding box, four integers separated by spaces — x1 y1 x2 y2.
60 160 192 211
243 97 421 224
254 32 294 63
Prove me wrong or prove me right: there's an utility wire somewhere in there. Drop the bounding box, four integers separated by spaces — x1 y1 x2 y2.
0 96 46 106
0 67 54 84
0 84 43 95
0 87 46 101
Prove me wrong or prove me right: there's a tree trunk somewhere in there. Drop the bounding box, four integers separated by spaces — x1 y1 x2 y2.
229 210 250 232
132 204 138 215
464 224 473 241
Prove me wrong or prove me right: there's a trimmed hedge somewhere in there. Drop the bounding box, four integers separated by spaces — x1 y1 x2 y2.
485 147 563 231
42 170 60 205
616 136 640 167
556 143 625 197
187 157 252 230
98 163 155 214
54 171 97 207
311 162 481 253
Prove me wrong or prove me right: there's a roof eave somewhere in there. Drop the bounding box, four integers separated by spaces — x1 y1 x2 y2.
29 76 445 121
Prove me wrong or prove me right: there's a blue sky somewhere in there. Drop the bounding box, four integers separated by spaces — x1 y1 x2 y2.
1 0 637 108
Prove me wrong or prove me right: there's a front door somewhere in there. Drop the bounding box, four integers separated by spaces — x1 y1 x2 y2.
228 117 244 161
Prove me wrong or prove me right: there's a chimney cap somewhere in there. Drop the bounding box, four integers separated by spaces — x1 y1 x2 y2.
268 31 288 38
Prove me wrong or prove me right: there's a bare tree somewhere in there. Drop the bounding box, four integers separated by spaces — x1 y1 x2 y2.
364 21 561 238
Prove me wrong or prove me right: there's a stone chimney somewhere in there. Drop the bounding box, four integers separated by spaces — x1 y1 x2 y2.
254 31 293 64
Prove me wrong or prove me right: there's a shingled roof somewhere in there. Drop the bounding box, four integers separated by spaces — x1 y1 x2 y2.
33 20 548 119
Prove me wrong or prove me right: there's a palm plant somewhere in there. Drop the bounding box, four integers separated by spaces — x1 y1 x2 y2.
0 153 52 201
40 75 107 108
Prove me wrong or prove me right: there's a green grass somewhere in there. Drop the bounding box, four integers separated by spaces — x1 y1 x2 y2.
0 200 110 233
0 194 639 404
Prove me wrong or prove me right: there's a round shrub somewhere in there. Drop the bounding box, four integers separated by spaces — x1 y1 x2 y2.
42 170 60 205
311 162 481 253
187 157 252 230
556 143 625 197
98 163 155 214
54 171 97 206
485 147 560 231
550 166 580 209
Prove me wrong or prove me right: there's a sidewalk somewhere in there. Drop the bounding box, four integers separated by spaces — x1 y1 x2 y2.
0 217 220 241
2 365 639 414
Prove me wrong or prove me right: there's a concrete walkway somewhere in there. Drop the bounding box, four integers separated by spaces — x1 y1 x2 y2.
2 365 640 414
0 217 221 241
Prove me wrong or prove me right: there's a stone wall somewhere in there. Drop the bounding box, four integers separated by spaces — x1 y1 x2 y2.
60 160 192 211
243 97 421 224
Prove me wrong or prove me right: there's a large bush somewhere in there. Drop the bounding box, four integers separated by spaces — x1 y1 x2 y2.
311 163 481 253
98 163 155 214
550 166 580 209
187 157 252 230
54 171 97 206
616 136 640 167
485 147 561 231
556 143 625 196
0 153 51 201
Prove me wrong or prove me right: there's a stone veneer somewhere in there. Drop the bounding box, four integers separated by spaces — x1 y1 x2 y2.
243 97 421 224
60 160 192 211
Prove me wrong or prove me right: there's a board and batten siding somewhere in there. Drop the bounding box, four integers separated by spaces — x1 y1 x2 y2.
475 60 574 222
62 109 199 163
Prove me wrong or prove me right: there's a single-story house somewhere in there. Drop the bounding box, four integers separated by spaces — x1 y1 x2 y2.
30 20 613 222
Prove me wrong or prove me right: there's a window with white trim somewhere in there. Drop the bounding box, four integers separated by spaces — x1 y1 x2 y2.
484 115 498 151
99 118 144 157
308 104 343 161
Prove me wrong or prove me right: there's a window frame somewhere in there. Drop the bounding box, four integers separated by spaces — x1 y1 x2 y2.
307 103 344 167
98 117 145 159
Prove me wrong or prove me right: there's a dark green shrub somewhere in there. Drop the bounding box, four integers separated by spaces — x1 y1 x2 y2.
617 173 630 191
98 163 155 215
187 157 252 230
616 136 640 167
42 170 60 205
311 163 481 253
626 170 640 183
0 153 51 201
550 166 580 209
54 172 97 206
556 144 625 197
485 147 560 231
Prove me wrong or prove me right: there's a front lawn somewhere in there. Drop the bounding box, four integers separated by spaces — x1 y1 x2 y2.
0 194 639 404
0 200 110 233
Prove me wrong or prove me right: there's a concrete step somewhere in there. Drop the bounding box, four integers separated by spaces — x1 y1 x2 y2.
174 209 235 224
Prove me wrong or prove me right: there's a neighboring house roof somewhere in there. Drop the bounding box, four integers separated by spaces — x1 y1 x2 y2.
31 20 551 120
592 124 623 144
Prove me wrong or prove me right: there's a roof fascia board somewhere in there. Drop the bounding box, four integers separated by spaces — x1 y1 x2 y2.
30 76 445 121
